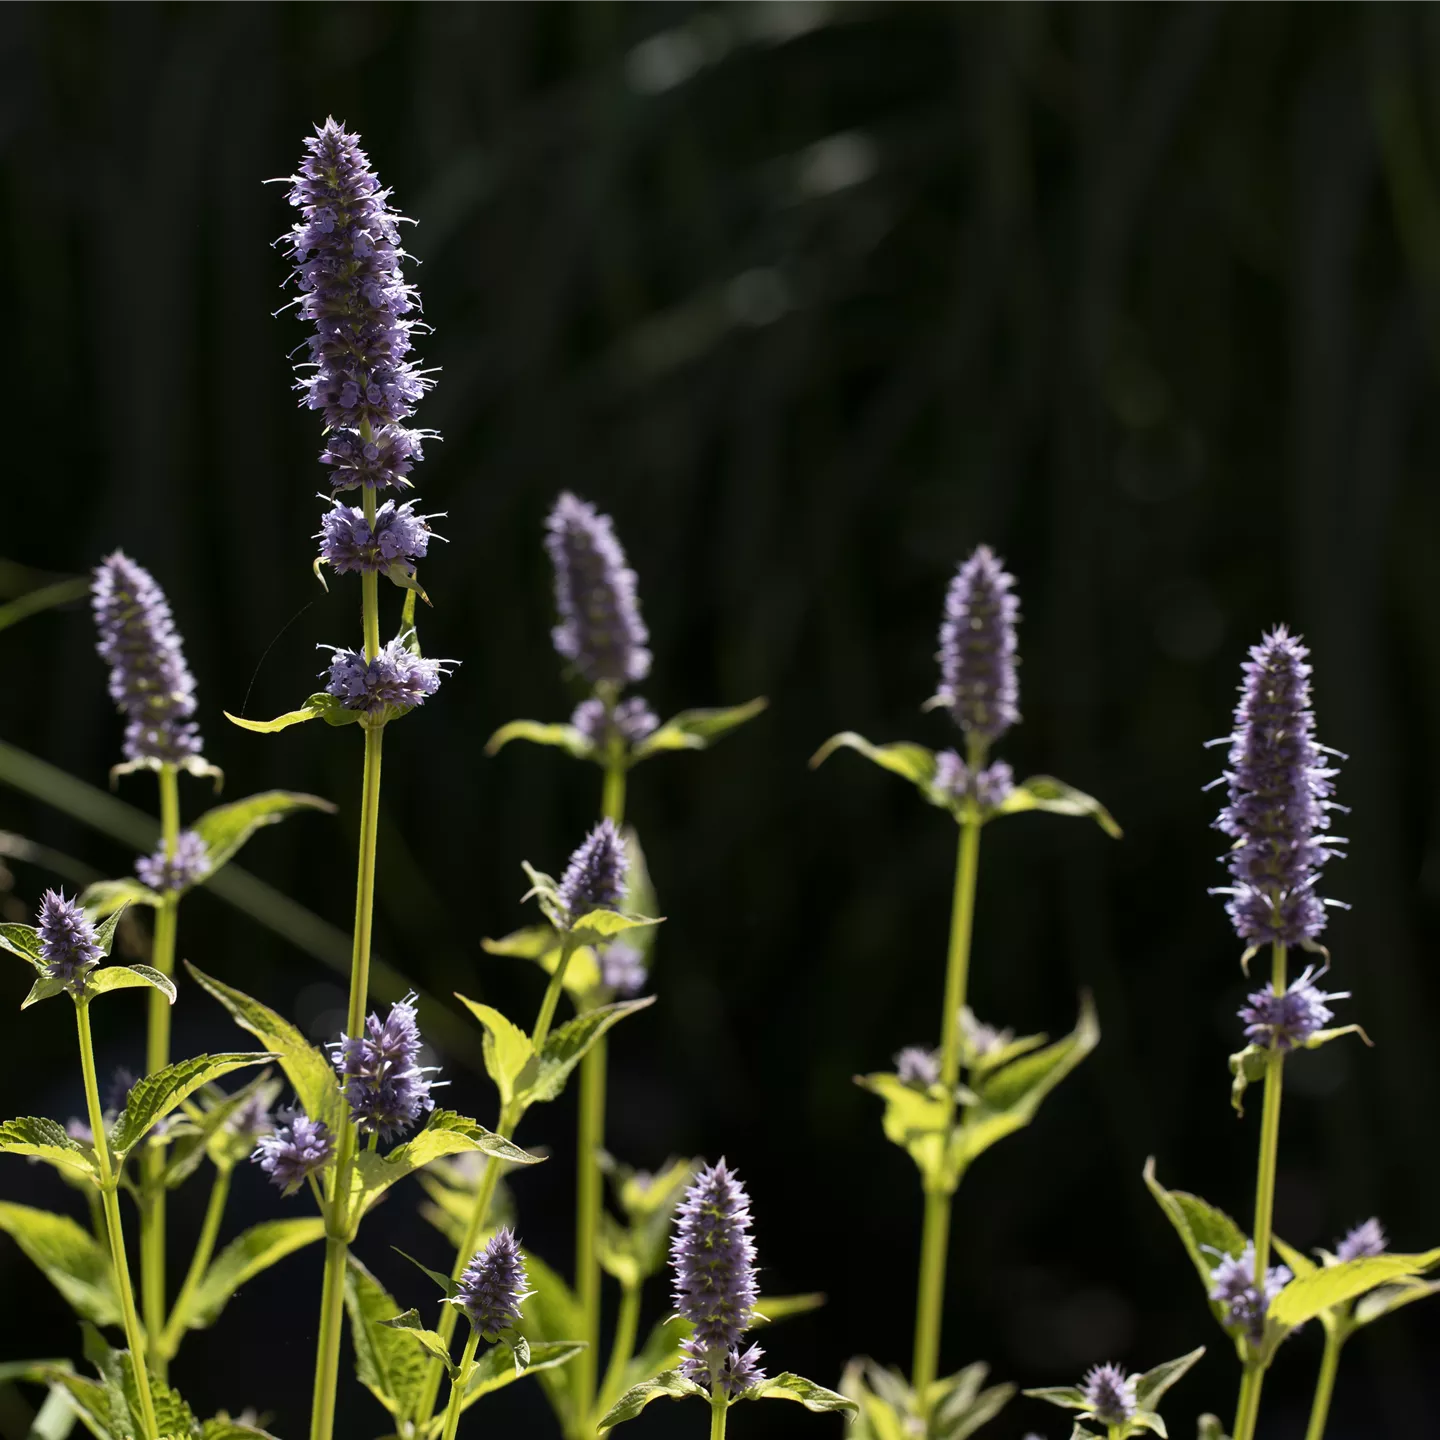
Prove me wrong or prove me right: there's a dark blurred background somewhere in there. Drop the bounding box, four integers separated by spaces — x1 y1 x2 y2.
3 3 1440 1436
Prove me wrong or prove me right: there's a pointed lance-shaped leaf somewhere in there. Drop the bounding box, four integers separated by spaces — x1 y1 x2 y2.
1143 1158 1248 1330
191 790 336 874
79 878 162 917
486 720 597 761
224 693 361 734
109 1052 276 1157
994 775 1122 838
377 1310 458 1378
85 965 177 1005
809 733 938 790
178 1217 327 1332
1269 1250 1440 1329
0 923 45 972
745 1374 859 1416
0 1117 100 1183
631 697 769 761
455 996 533 1108
514 998 656 1111
1133 1346 1205 1410
597 1370 708 1432
345 1255 429 1424
0 1200 121 1326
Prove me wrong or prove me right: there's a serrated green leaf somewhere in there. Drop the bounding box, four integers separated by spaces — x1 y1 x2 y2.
746 1372 858 1415
180 1217 327 1330
1133 1346 1205 1409
110 1052 274 1157
346 1254 428 1424
92 908 125 958
1270 1250 1440 1328
79 878 162 918
224 693 360 733
631 698 768 760
485 720 597 760
0 922 44 971
186 964 344 1130
0 1201 120 1325
995 775 1123 837
454 997 532 1107
1143 1159 1247 1333
378 1310 456 1376
515 998 657 1110
809 733 937 788
86 965 177 1004
597 1369 706 1431
568 910 662 946
191 790 336 877
0 1117 99 1182
22 1363 117 1438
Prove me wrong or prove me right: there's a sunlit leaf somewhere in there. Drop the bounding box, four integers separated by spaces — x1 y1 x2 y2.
79 878 161 917
809 733 937 788
110 1053 274 1157
224 693 360 733
0 1117 99 1183
180 1218 327 1330
597 1370 706 1431
515 998 656 1110
0 922 44 971
0 1201 119 1325
995 775 1122 837
86 965 177 1004
378 1309 457 1376
346 1254 428 1424
1143 1158 1247 1336
192 790 336 875
1133 1347 1205 1409
631 698 768 760
455 996 532 1107
746 1372 857 1415
485 720 596 760
1270 1251 1440 1328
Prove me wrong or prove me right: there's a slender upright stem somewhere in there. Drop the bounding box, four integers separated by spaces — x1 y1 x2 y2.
140 762 180 1373
157 1165 231 1361
441 1328 482 1440
77 1000 158 1440
1304 1326 1345 1440
709 1389 728 1440
598 1280 641 1418
911 773 983 1398
1234 1365 1264 1440
532 935 578 1055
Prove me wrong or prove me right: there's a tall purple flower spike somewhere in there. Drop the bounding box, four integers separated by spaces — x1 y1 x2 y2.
92 551 204 768
556 818 629 923
331 992 441 1141
1211 627 1345 948
936 545 1020 743
283 118 436 494
37 891 103 990
457 1227 530 1335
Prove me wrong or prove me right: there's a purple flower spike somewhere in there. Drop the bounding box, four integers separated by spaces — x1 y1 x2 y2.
323 639 454 716
895 1046 939 1088
318 498 441 577
252 1110 335 1194
1239 965 1347 1052
572 696 659 747
545 493 651 688
1209 1244 1291 1339
136 829 212 894
457 1227 530 1335
1080 1363 1137 1424
331 992 441 1141
1212 627 1345 947
557 818 629 924
92 552 204 768
671 1159 761 1394
283 119 436 493
1335 1218 1387 1263
936 546 1020 743
37 890 103 989
600 942 647 997
933 751 1015 810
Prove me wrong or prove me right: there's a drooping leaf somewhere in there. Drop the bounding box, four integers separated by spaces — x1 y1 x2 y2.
186 964 344 1129
79 879 161 917
0 922 44 971
1143 1159 1247 1332
1353 1277 1440 1327
191 790 336 876
746 1372 858 1415
631 698 768 760
0 1201 120 1325
1270 1250 1440 1329
0 1117 99 1182
516 999 656 1111
597 1370 707 1431
179 1218 327 1330
85 965 177 1004
378 1310 457 1376
809 733 938 789
224 693 360 732
995 775 1123 837
110 1053 274 1157
1133 1347 1205 1409
454 997 532 1108
931 1361 1015 1440
1228 1044 1270 1116
485 720 596 760
346 1254 429 1424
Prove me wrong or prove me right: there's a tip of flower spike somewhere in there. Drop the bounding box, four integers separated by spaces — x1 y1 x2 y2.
36 889 103 988
556 818 629 923
457 1227 530 1334
935 544 1021 742
1335 1217 1388 1263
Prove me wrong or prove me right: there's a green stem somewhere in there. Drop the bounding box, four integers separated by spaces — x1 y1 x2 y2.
156 1165 231 1362
532 935 578 1055
140 764 180 1374
709 1388 728 1440
911 777 983 1398
77 1000 158 1440
441 1328 482 1440
1304 1327 1345 1440
598 1280 641 1418
1234 1364 1264 1440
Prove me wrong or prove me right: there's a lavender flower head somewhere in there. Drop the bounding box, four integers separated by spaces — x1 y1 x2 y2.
1239 965 1347 1052
283 119 435 493
331 992 441 1141
37 890 102 989
1080 1363 1137 1423
959 1007 1015 1061
933 750 1014 811
92 552 204 768
557 818 629 924
1212 627 1344 947
572 695 659 747
323 638 453 717
1335 1218 1387 1263
936 546 1020 743
252 1110 334 1193
601 942 647 997
895 1046 940 1088
456 1227 530 1335
671 1159 763 1394
545 493 651 688
1209 1244 1291 1339
317 499 441 576
136 829 211 894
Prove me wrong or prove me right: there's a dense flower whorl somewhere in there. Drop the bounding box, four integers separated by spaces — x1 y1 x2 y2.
284 119 435 492
1209 1244 1291 1339
717 1342 767 1397
1335 1218 1387 1263
572 695 659 747
37 890 103 988
136 829 212 894
1213 627 1344 947
323 639 453 716
545 492 651 688
457 1228 530 1334
933 750 1014 810
92 551 204 767
600 942 647 997
252 1110 334 1193
936 546 1020 742
557 818 629 923
1080 1363 1137 1423
671 1159 760 1389
332 993 440 1141
895 1046 939 1088
1239 966 1347 1052
317 499 440 576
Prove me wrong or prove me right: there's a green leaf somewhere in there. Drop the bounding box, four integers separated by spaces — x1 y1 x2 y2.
485 720 597 760
1270 1250 1440 1328
482 927 602 998
345 1254 429 1425
1022 1386 1088 1411
455 996 533 1108
597 1370 707 1431
0 1201 120 1325
85 965 177 1004
394 1247 462 1299
515 998 657 1110
0 922 44 971
79 878 162 917
1143 1158 1247 1332
931 1361 1015 1440
568 910 662 947
224 693 360 733
514 1248 584 1425
0 1117 99 1182
201 1423 285 1439
20 975 70 1009
24 1364 118 1438
1354 1277 1440 1327
110 1053 274 1157
378 1310 457 1376
995 775 1123 837
631 698 769 760
353 1111 541 1214
1271 1235 1319 1281
809 733 938 789
426 1340 586 1435
1228 1044 1269 1116
746 1373 858 1415
191 790 336 876
856 1072 949 1182
179 1217 327 1330
1133 1347 1205 1409
607 1157 695 1281
186 964 345 1130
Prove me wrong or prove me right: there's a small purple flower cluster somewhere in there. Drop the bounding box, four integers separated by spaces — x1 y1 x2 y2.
1080 1362 1137 1423
1209 1244 1291 1339
37 891 102 990
895 1046 939 1088
323 640 453 717
331 993 440 1141
936 546 1020 744
600 942 647 997
572 695 659 747
1239 966 1347 1052
1335 1218 1387 1263
253 1111 335 1194
317 499 440 577
457 1228 530 1335
932 750 1014 811
557 819 629 924
136 829 212 894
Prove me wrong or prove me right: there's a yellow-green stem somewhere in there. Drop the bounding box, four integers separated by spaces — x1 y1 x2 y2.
156 1165 231 1362
911 773 983 1397
532 935 578 1055
709 1388 728 1440
1234 1364 1264 1440
598 1281 641 1418
441 1328 482 1440
77 1000 158 1440
1304 1326 1345 1440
